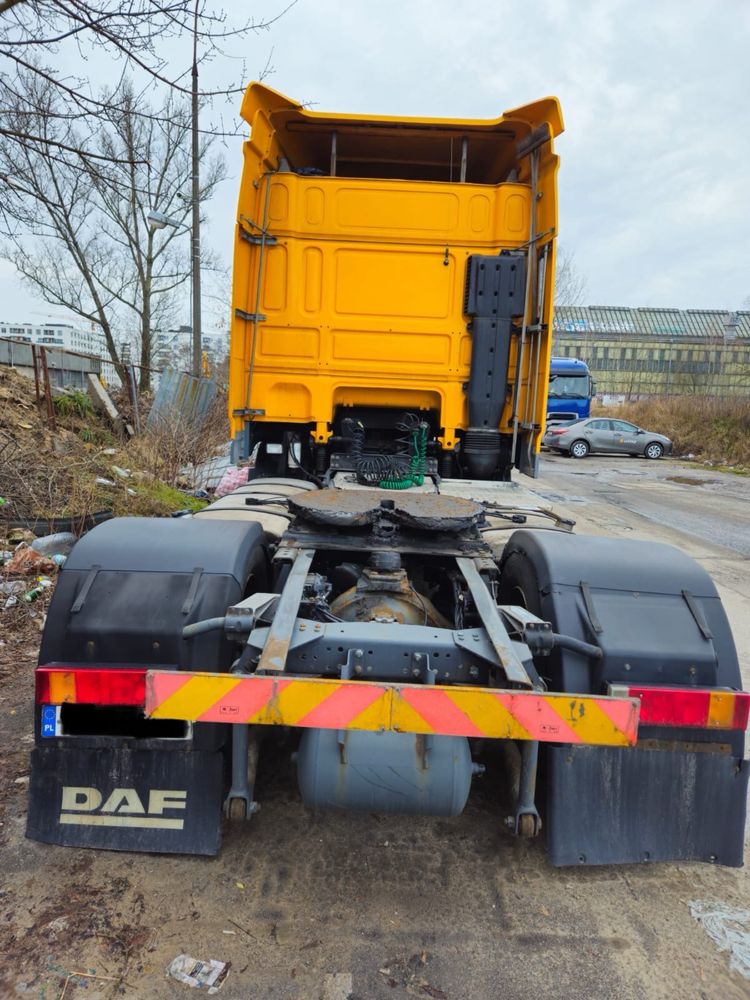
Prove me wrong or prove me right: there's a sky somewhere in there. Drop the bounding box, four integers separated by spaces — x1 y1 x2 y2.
2 0 750 328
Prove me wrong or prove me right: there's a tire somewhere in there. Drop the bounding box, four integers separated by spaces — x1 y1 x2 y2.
569 439 589 459
644 441 664 460
497 551 541 616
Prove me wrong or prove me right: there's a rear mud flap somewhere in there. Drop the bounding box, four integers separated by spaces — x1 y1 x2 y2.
547 745 748 867
26 746 224 855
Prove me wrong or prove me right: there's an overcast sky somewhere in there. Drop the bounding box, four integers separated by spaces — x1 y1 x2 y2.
2 0 749 328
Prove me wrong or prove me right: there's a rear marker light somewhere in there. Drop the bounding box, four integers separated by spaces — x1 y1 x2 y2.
610 685 750 731
36 667 148 707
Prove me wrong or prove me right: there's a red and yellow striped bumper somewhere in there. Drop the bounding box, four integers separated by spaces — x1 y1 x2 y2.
145 671 640 747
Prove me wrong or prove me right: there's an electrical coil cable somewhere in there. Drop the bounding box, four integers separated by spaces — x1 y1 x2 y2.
378 412 428 490
342 414 429 488
343 418 404 484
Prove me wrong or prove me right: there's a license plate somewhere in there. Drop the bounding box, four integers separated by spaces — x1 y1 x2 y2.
40 705 59 738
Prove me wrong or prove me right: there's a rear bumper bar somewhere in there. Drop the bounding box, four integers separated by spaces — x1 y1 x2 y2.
141 670 640 747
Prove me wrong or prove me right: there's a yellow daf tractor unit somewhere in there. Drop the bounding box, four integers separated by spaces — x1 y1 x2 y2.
27 85 748 866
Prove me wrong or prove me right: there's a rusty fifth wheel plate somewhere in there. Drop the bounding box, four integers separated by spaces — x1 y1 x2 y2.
288 489 486 532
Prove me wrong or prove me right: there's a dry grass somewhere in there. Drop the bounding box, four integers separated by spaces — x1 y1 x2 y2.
0 366 213 529
0 572 53 635
128 390 229 488
595 396 750 467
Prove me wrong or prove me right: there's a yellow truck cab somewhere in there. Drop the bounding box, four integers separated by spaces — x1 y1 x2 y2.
229 83 563 481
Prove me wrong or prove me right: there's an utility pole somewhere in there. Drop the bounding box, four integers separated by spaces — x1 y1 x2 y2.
191 0 202 377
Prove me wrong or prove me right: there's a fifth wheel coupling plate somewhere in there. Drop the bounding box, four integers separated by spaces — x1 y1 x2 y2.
288 488 486 533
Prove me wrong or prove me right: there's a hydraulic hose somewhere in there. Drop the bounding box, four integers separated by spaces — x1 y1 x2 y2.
551 632 603 660
182 617 226 640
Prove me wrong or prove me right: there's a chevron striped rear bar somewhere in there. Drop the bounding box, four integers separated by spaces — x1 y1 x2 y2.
145 671 640 747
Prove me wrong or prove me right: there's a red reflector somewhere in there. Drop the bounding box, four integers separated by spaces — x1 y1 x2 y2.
36 667 147 706
548 428 568 436
733 695 750 731
622 685 749 730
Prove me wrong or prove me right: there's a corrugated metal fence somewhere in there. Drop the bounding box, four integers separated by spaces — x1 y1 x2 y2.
146 369 217 429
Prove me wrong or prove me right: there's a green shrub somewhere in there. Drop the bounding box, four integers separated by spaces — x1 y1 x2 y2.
55 389 94 419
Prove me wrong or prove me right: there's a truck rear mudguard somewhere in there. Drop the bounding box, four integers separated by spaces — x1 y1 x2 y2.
26 517 269 855
499 530 748 866
27 743 224 855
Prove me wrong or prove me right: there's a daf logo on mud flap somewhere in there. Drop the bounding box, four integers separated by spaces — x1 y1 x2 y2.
59 787 187 829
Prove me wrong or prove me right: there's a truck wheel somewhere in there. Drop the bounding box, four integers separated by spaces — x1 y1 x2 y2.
644 441 663 459
497 551 541 616
569 440 589 459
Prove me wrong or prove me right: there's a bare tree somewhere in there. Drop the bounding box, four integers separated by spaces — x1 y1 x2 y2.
555 244 587 306
0 70 224 389
88 82 225 389
0 1 292 159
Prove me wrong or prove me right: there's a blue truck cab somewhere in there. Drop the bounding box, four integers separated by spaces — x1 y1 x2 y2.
547 356 595 424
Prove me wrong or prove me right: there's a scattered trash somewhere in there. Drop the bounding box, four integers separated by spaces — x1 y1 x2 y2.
166 954 230 993
4 547 57 576
127 488 138 496
0 551 13 564
102 447 118 455
111 465 131 479
52 553 67 567
215 465 249 498
8 527 36 547
191 488 210 500
7 509 113 536
0 581 25 596
31 531 76 557
235 882 245 890
58 971 122 999
689 900 750 979
96 477 116 487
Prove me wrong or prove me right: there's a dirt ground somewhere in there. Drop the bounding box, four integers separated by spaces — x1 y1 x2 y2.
1 454 749 1000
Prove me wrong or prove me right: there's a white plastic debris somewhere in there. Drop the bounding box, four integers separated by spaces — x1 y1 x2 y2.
31 532 76 557
166 955 230 993
689 900 750 979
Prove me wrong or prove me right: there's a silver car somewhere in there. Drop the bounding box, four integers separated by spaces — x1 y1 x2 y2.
543 417 673 459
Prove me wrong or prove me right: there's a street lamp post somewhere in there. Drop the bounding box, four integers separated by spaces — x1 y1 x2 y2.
190 0 202 379
148 4 202 377
147 210 199 374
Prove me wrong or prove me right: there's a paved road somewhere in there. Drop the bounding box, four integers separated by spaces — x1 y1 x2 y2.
2 456 750 999
535 452 750 556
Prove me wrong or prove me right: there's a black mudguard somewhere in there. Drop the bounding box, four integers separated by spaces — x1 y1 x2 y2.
40 516 268 671
27 744 224 855
499 530 747 866
548 745 748 867
27 516 269 854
